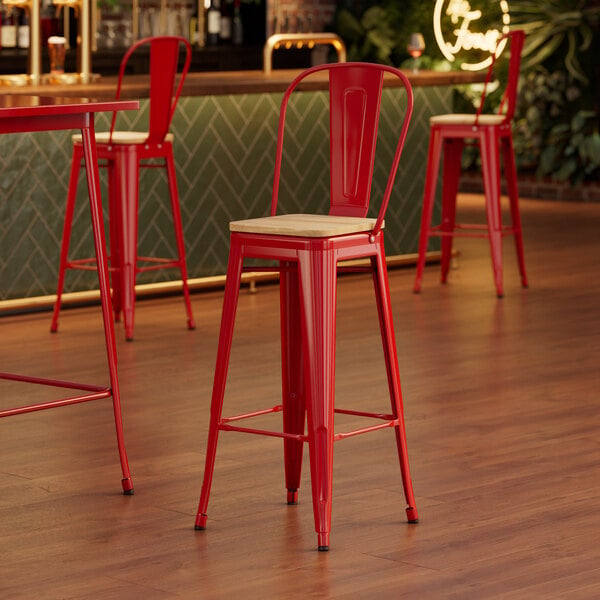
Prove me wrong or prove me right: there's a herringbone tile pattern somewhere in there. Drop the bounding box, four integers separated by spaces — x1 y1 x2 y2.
0 85 451 300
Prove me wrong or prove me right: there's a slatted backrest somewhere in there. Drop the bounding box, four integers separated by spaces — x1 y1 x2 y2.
271 62 413 237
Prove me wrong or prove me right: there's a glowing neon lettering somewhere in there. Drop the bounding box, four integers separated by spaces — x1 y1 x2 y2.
433 0 510 71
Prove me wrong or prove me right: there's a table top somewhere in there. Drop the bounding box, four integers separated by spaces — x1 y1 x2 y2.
0 95 140 118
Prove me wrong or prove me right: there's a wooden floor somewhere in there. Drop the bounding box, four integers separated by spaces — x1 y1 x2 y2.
1 194 600 599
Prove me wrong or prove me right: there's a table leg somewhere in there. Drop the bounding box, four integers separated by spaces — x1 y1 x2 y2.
80 118 134 494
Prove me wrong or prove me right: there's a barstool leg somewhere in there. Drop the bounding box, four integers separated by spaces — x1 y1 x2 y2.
107 159 123 323
297 248 337 551
195 239 244 530
440 139 463 283
371 250 418 523
165 148 196 330
481 129 504 298
502 134 528 288
414 127 442 293
51 145 83 333
115 148 140 341
280 261 306 505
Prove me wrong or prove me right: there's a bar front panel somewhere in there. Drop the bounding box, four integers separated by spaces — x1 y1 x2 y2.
0 85 450 301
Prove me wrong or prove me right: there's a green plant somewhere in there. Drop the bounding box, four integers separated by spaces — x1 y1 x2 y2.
333 1 437 66
509 0 600 83
513 68 600 183
509 0 600 183
334 4 400 64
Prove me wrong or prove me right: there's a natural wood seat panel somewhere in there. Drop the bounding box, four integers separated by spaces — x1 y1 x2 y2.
430 113 506 126
71 131 175 144
229 214 381 237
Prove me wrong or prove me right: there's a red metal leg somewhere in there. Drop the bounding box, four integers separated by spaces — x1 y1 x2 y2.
480 128 504 298
115 147 140 341
280 261 306 505
414 126 442 293
297 246 337 551
51 145 83 333
195 236 244 530
106 158 123 323
371 249 418 523
502 134 528 288
165 147 196 331
440 138 463 284
81 120 133 494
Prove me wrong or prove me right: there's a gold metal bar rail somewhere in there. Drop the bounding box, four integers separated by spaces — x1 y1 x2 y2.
263 32 346 75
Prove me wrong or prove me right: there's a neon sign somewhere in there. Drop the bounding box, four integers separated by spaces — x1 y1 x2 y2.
433 0 511 71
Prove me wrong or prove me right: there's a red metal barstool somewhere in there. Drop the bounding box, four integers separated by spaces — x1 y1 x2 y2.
413 30 528 298
51 36 195 340
194 63 419 551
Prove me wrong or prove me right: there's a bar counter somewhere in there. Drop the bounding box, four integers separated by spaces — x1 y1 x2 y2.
4 69 485 98
0 68 484 306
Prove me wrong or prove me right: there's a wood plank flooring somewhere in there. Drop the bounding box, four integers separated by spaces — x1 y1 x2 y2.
1 194 599 599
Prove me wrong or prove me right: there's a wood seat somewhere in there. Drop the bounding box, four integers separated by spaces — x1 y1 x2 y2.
230 214 381 237
430 113 506 126
71 131 175 145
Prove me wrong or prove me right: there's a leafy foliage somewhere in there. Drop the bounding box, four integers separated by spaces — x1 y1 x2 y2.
333 1 437 67
509 0 600 83
509 0 600 183
513 69 600 183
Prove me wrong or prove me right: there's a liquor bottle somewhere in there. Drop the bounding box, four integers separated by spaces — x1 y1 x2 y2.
232 0 242 46
189 2 198 46
18 9 30 49
219 0 231 44
206 0 220 46
0 7 17 50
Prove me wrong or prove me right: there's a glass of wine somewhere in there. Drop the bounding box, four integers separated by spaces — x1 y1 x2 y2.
407 33 425 73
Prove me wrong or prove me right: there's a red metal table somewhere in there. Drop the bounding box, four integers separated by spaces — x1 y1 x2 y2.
0 95 139 494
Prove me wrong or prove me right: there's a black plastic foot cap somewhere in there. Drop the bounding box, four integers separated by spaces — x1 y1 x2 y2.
318 545 329 552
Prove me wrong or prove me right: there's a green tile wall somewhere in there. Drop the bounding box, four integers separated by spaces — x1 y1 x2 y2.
0 84 450 301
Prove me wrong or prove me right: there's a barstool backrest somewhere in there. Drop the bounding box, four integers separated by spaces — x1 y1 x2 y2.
270 62 414 239
475 30 526 127
109 36 192 145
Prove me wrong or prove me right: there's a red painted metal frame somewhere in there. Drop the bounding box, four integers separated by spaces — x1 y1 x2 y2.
194 63 419 551
0 95 138 494
413 30 528 298
52 36 195 341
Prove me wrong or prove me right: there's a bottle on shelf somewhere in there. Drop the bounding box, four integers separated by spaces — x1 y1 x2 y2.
232 0 242 46
40 0 60 47
206 0 220 46
1 6 17 50
189 1 199 46
219 0 231 44
18 9 30 49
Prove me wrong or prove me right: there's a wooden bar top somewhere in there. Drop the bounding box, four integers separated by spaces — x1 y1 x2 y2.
0 68 486 99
